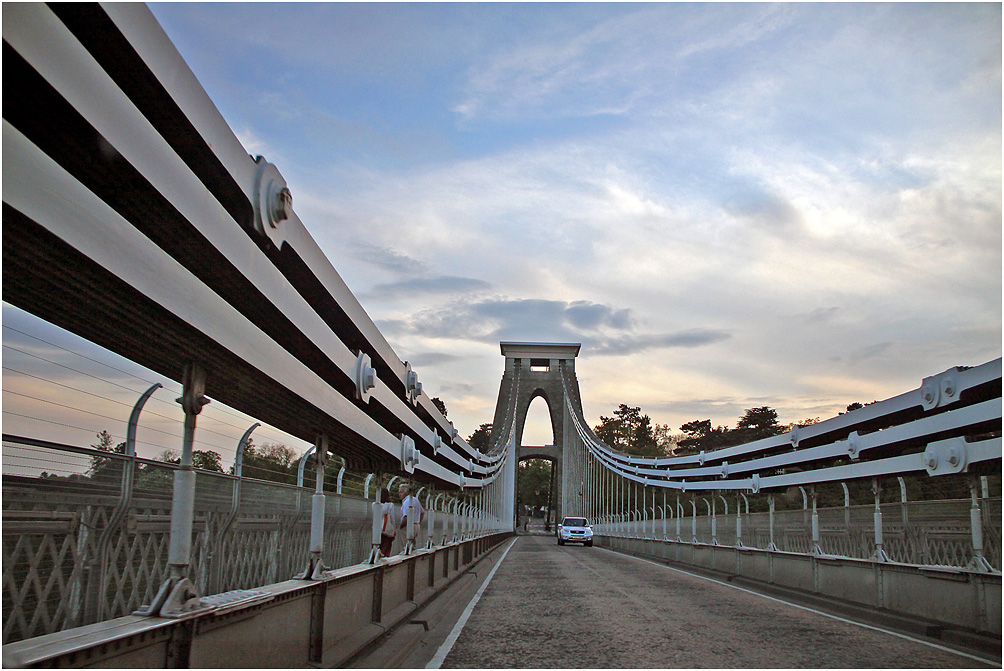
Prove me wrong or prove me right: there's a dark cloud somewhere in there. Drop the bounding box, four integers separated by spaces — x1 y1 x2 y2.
368 276 491 298
565 301 632 330
378 297 730 356
591 328 732 355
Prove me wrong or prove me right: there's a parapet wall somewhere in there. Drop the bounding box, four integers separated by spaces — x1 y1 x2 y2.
3 533 512 668
597 534 1001 637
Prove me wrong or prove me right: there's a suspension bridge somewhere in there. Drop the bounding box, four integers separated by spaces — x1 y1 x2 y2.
3 4 1001 668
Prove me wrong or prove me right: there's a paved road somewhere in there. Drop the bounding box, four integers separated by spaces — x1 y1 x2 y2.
436 535 989 669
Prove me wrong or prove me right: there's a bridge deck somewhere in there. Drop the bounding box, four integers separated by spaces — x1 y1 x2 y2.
350 534 997 669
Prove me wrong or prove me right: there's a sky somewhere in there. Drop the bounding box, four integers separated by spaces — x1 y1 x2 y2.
3 3 1001 467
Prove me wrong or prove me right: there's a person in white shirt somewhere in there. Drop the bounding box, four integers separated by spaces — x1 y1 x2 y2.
398 483 425 537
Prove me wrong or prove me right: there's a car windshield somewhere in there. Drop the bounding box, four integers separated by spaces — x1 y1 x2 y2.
563 518 587 527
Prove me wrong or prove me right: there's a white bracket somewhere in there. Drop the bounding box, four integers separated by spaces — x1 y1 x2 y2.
720 461 729 478
923 437 969 476
401 434 419 473
252 156 291 249
846 431 861 460
402 362 422 404
750 473 760 494
432 434 443 456
920 367 961 411
354 352 376 403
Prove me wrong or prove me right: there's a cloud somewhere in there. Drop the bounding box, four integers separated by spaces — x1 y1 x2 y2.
591 329 732 355
378 297 730 357
403 352 465 367
366 276 491 300
349 242 427 275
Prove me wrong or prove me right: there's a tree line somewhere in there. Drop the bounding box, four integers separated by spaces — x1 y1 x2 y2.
592 403 820 457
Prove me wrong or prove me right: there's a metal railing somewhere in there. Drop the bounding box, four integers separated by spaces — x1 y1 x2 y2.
592 493 1001 570
2 437 381 643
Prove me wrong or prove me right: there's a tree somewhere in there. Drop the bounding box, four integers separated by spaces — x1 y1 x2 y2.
733 406 785 443
517 459 552 513
238 439 298 484
431 397 448 418
594 404 662 457
156 448 224 472
676 420 732 454
653 423 684 455
677 406 785 454
468 423 492 451
88 430 126 484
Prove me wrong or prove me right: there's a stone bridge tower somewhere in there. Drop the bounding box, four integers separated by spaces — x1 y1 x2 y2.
489 342 583 523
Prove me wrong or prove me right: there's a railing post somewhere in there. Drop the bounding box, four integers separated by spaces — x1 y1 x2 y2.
690 496 697 544
707 498 717 546
676 496 682 542
841 482 851 528
968 475 993 572
451 499 458 543
736 493 745 548
336 464 346 495
368 498 383 564
872 478 890 562
135 364 210 617
81 382 161 625
662 491 668 540
811 486 822 555
425 490 436 549
295 435 329 579
717 495 728 546
897 476 909 526
768 495 778 551
209 423 258 595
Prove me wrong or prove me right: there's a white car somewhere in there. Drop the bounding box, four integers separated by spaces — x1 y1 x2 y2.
556 517 593 546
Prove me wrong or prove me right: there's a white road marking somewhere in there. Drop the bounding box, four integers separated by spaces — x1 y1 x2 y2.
426 536 519 669
599 546 997 666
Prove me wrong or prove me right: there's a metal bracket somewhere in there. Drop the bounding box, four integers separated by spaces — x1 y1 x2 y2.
401 434 419 474
432 434 443 456
923 437 969 476
134 577 206 618
720 461 729 478
846 431 861 460
354 352 376 403
252 156 291 249
920 367 961 411
406 370 422 404
294 554 327 581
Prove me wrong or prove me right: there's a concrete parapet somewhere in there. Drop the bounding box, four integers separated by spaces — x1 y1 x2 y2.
2 533 512 669
596 534 1001 638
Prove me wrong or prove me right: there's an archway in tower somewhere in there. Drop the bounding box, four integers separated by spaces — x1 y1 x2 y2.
517 457 555 532
516 395 558 532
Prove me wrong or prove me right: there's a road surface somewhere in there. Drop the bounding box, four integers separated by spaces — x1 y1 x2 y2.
348 534 996 668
